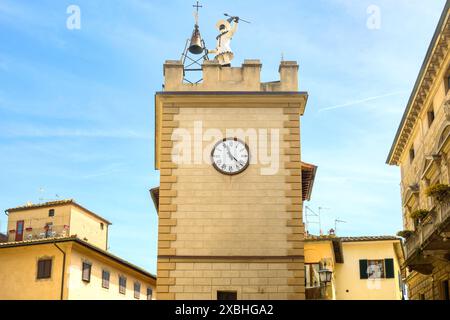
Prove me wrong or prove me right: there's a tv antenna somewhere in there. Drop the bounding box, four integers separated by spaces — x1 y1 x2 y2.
38 187 61 202
318 207 330 235
334 218 347 235
181 1 209 84
304 206 321 236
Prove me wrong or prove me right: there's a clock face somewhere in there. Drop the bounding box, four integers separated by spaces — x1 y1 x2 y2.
211 138 250 175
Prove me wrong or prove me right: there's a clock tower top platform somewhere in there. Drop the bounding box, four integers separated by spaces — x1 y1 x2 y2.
163 59 300 92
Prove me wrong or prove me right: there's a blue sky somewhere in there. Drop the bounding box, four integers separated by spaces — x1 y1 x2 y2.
0 0 446 273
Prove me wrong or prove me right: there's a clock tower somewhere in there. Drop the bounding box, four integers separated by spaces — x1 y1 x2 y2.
152 59 312 300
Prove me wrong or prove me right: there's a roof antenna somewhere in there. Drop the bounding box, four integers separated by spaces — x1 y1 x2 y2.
334 218 347 235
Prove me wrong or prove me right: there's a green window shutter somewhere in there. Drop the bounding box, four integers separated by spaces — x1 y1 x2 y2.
385 258 395 278
359 259 368 279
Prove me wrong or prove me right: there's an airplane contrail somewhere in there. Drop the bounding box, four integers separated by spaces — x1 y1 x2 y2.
319 90 407 112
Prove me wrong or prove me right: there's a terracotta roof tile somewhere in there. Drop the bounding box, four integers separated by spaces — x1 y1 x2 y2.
6 199 112 225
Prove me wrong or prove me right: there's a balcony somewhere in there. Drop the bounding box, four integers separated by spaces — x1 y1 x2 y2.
8 225 69 243
404 202 450 274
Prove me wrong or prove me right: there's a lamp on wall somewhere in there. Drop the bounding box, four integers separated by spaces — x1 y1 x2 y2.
319 268 333 300
319 269 333 284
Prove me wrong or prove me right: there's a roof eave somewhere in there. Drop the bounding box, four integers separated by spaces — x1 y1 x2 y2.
387 1 450 166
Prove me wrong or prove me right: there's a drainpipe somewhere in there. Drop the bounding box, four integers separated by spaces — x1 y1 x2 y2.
53 242 66 300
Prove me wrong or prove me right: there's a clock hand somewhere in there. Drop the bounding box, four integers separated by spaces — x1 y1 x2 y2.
225 145 238 162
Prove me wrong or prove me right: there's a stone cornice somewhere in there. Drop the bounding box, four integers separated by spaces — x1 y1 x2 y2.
387 3 450 165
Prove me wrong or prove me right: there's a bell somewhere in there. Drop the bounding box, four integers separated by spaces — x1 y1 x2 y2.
188 25 204 55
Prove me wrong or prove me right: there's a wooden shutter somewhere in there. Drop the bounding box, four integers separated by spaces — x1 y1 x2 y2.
37 260 44 279
82 262 91 282
147 288 153 300
119 276 126 294
385 259 395 279
37 259 52 279
359 259 368 279
102 270 110 289
134 282 141 299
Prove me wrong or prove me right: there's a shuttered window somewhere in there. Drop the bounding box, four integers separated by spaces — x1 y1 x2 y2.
134 282 141 299
37 259 52 279
82 262 92 282
119 276 127 294
360 258 395 279
102 270 110 289
147 288 153 300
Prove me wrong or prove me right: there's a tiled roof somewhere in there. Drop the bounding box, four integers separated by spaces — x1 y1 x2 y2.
301 161 317 201
6 199 74 212
6 199 112 225
306 235 400 242
339 236 400 242
0 236 156 280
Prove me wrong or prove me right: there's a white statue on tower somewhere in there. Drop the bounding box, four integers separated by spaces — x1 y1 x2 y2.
209 16 239 67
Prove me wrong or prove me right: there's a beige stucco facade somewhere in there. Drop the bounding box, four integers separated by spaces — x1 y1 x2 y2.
0 238 156 300
387 2 450 300
6 200 110 250
305 237 404 300
1 200 156 300
153 59 309 300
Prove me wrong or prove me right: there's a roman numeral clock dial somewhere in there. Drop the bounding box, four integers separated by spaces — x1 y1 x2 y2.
211 138 250 175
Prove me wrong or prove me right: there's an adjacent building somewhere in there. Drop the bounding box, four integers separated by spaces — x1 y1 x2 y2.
387 2 450 300
304 236 405 300
151 59 315 300
0 200 156 300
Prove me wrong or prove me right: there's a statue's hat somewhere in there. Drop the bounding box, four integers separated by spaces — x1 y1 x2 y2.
216 19 231 31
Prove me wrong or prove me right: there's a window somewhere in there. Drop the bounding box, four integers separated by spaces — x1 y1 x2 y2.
48 209 55 217
119 276 127 294
419 293 426 300
359 259 395 279
217 291 237 300
409 148 415 163
147 288 153 300
134 282 141 299
427 108 435 127
102 270 110 289
441 280 449 300
82 262 92 282
100 223 104 230
37 259 52 279
305 263 320 288
367 260 385 279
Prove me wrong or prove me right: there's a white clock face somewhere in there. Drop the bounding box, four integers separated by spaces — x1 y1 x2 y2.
211 138 250 175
